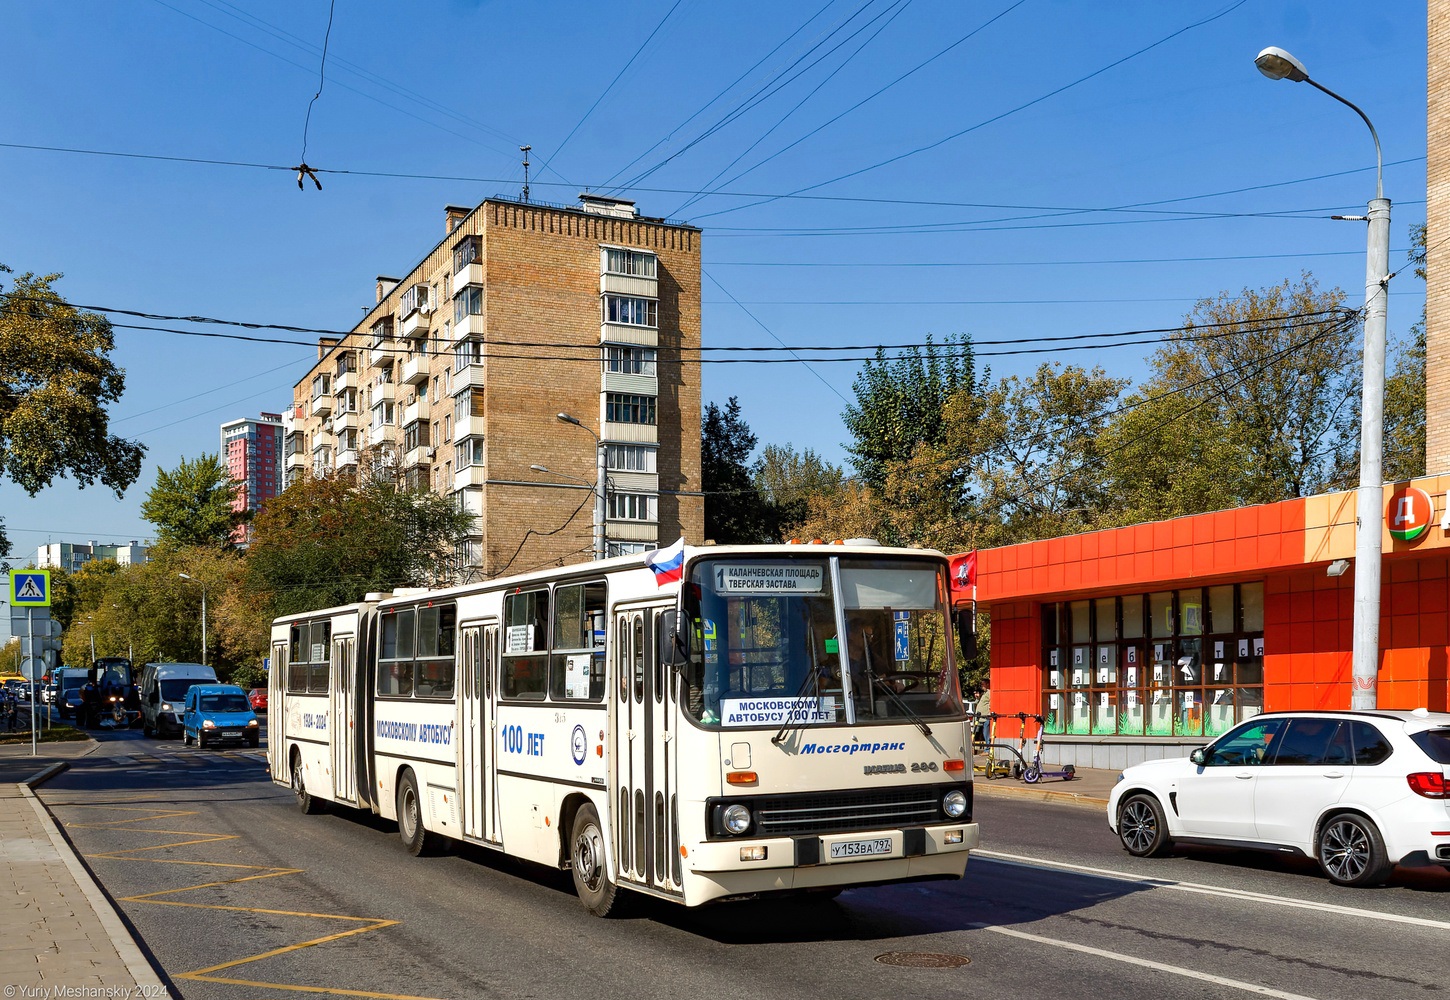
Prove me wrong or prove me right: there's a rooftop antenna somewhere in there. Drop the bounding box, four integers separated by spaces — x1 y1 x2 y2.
520 145 531 203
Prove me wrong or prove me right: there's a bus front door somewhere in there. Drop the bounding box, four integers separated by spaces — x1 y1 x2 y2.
613 607 680 896
331 635 355 804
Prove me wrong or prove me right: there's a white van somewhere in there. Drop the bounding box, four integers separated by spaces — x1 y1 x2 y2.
139 662 217 738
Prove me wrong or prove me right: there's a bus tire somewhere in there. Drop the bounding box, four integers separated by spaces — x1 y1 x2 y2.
292 751 324 815
570 804 620 917
397 770 430 857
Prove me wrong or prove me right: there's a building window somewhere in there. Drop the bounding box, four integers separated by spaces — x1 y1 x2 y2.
455 437 484 468
606 444 656 473
310 374 331 400
1041 582 1264 739
602 295 657 327
338 388 357 412
607 492 657 522
603 345 656 376
605 393 656 425
454 338 484 372
606 541 649 557
371 401 395 427
335 352 356 377
400 282 429 317
371 318 393 345
403 421 429 452
453 285 483 324
453 235 481 273
452 388 485 426
602 248 657 278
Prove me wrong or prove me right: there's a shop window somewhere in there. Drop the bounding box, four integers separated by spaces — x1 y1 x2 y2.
1041 583 1266 739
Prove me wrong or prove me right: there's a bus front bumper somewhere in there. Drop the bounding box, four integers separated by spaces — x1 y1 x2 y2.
689 822 979 875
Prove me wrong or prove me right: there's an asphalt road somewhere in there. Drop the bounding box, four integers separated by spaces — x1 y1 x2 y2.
33 725 1450 1000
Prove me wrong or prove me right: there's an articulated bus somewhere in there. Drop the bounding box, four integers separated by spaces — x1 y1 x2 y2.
269 542 980 914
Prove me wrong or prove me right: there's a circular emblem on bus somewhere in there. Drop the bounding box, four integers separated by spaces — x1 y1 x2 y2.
1387 486 1435 542
571 724 587 765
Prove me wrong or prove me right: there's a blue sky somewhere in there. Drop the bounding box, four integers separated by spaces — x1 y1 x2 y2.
0 0 1429 578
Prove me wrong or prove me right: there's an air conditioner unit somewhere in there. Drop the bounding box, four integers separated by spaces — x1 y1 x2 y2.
425 448 436 460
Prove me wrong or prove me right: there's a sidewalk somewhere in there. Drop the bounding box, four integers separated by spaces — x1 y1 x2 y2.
0 740 168 994
970 759 1118 808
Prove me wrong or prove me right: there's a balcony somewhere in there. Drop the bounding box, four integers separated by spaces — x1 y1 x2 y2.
335 449 359 472
452 312 484 342
310 393 333 418
453 464 487 489
403 398 426 427
331 409 360 435
334 369 357 394
456 262 484 288
401 354 430 386
285 450 308 471
371 381 396 404
403 444 435 469
400 308 431 341
451 364 486 394
369 337 397 368
367 423 395 448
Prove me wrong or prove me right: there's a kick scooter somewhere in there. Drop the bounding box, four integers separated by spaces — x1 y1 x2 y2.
1021 712 1076 783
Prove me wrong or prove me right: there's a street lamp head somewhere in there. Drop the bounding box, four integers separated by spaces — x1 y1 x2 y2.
556 412 581 427
177 573 193 581
1255 45 1308 83
529 464 550 474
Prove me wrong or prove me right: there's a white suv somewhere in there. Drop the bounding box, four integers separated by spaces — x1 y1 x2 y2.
1107 709 1450 887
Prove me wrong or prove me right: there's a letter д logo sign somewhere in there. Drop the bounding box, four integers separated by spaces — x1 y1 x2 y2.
1387 486 1434 543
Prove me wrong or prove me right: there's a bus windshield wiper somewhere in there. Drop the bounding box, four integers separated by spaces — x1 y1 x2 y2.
773 636 825 746
871 671 933 738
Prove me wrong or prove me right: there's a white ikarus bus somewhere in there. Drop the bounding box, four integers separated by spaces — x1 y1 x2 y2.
269 542 980 914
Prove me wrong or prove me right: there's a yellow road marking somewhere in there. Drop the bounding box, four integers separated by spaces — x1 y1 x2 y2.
50 792 443 1000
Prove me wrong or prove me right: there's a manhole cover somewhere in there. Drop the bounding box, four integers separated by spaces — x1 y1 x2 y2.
874 952 971 969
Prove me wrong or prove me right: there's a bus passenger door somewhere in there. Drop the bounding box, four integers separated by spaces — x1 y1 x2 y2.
482 623 501 845
270 641 287 783
613 607 679 895
331 635 355 803
458 624 484 841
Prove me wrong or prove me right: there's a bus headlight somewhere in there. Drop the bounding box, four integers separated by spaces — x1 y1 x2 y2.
722 804 752 835
942 789 968 818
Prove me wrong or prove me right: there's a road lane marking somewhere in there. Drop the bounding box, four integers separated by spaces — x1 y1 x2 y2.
973 923 1321 1000
976 850 1450 932
47 791 444 1000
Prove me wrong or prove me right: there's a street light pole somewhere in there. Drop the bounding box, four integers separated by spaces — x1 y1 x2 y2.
1257 46 1390 710
178 573 207 667
557 412 607 560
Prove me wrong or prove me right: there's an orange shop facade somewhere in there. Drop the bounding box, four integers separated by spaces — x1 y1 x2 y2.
953 473 1450 771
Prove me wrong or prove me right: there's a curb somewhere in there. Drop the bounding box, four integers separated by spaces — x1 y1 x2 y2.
21 770 168 994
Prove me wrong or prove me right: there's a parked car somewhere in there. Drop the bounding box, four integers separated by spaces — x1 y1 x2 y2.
1108 708 1450 887
182 684 260 749
248 688 268 712
42 682 57 706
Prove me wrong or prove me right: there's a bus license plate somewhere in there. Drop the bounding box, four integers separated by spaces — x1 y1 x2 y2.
829 837 892 860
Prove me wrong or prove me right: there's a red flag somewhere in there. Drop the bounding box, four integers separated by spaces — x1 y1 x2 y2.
952 550 978 590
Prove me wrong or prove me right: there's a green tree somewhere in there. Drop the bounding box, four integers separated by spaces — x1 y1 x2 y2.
1382 224 1426 482
842 334 980 490
245 474 475 618
0 266 146 557
702 397 774 543
1101 275 1359 523
141 453 246 548
752 443 846 539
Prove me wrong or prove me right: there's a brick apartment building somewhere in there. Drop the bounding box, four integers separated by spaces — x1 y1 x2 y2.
283 193 704 581
221 412 283 544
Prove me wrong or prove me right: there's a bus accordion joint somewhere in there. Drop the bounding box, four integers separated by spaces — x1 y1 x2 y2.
943 759 966 773
725 770 758 785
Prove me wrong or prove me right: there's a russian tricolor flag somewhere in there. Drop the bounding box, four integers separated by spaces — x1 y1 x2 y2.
646 537 686 587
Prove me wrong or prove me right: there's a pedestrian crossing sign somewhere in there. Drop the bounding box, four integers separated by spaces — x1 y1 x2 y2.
9 569 51 607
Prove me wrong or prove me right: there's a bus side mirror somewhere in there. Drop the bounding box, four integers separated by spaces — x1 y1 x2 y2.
954 609 978 663
657 611 690 669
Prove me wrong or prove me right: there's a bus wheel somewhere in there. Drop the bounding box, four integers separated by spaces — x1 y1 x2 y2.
292 753 324 815
397 771 430 856
571 804 620 917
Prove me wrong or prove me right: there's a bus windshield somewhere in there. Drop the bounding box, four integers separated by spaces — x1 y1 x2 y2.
679 556 963 729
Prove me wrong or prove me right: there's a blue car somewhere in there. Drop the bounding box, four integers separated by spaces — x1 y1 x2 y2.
182 684 260 749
